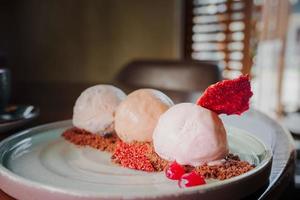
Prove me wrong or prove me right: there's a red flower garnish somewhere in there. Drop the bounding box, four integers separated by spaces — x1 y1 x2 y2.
165 161 186 180
197 75 253 115
178 171 206 188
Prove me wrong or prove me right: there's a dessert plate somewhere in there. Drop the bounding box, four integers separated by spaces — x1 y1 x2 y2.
0 120 272 200
0 105 39 133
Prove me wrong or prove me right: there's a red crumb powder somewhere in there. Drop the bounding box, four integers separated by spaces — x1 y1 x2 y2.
112 141 155 172
197 75 253 115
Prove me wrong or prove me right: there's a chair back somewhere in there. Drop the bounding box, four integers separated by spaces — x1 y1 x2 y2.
114 60 221 103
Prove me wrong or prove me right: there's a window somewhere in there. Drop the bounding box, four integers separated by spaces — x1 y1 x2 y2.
184 0 253 79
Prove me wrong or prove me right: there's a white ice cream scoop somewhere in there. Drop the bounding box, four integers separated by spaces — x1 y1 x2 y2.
153 103 228 167
73 85 126 135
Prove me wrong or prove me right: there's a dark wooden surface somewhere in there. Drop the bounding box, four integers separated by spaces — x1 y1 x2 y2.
0 81 297 200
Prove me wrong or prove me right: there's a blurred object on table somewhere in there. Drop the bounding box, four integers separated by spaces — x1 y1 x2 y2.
0 68 10 113
0 105 39 134
183 0 255 79
283 109 300 136
114 59 221 103
0 53 40 134
0 51 10 113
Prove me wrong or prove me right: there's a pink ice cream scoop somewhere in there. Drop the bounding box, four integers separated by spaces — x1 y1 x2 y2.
114 89 174 142
153 103 228 167
73 85 126 135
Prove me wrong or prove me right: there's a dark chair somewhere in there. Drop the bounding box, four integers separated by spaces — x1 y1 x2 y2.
114 60 222 103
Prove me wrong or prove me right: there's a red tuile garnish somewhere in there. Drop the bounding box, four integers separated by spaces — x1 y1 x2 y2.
112 141 155 172
178 171 206 188
197 75 253 115
165 161 186 180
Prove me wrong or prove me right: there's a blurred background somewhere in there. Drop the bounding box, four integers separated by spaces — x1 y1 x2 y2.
0 0 299 121
0 0 181 83
0 0 300 199
0 0 299 128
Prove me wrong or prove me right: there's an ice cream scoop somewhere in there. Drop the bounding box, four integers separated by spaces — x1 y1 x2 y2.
73 85 126 135
114 89 174 142
153 103 228 167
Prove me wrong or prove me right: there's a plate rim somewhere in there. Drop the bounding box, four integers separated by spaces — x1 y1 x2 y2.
0 120 273 199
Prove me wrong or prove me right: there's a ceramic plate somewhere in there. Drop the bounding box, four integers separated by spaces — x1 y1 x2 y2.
0 120 272 200
0 105 39 133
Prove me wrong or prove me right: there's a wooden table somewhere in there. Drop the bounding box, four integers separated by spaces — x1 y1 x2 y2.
0 82 297 199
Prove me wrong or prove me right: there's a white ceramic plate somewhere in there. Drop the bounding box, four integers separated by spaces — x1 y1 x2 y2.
0 120 272 200
0 105 39 133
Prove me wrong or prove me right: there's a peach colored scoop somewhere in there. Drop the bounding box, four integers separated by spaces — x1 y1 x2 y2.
153 103 228 167
114 89 173 142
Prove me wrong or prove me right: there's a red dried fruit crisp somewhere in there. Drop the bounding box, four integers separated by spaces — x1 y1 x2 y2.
178 171 206 188
165 161 186 180
112 141 155 172
197 75 253 115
